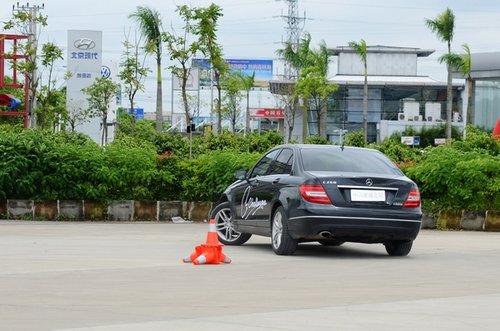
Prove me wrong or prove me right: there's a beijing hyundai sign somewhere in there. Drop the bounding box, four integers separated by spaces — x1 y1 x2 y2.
66 30 103 143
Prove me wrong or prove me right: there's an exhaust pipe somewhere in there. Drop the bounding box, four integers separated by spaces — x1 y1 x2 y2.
319 231 331 238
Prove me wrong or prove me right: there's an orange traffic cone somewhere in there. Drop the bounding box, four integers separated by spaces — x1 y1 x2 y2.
183 219 232 265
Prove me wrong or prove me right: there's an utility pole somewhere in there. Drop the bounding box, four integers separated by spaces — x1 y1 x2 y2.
12 2 45 128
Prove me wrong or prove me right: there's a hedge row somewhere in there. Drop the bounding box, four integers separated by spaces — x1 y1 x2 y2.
0 125 269 202
1 123 499 212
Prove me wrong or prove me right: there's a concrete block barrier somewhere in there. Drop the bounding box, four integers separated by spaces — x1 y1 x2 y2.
1 199 497 232
188 201 212 222
7 199 34 219
421 211 437 229
485 210 500 232
437 210 462 230
83 201 107 221
134 200 157 221
461 211 486 231
58 200 84 221
159 201 184 221
35 200 57 220
0 200 6 218
108 200 134 222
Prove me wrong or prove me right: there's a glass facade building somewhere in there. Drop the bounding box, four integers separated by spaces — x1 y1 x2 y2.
307 84 461 143
271 46 469 142
474 79 500 130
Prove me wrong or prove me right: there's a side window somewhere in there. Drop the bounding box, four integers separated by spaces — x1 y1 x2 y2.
249 150 280 178
269 148 293 175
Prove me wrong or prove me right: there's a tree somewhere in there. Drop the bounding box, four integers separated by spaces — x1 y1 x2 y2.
82 77 119 145
272 84 297 142
192 4 227 134
129 6 164 132
36 42 65 130
295 66 337 139
3 7 48 127
164 5 200 129
221 72 244 133
348 39 368 143
234 71 255 135
276 33 316 141
65 98 89 132
118 31 150 135
425 8 455 140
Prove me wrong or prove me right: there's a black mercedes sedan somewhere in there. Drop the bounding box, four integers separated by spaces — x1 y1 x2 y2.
210 144 422 256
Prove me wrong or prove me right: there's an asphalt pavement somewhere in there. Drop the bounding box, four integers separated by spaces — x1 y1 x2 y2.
1 220 499 331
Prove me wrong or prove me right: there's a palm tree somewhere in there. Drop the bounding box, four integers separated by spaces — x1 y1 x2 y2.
348 39 368 143
458 44 473 129
425 8 455 140
443 44 473 135
276 33 314 80
129 6 163 132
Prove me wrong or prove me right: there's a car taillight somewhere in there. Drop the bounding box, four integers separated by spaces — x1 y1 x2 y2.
403 188 420 208
299 185 331 204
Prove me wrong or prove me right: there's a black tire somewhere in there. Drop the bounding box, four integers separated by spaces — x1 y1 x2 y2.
211 202 251 246
271 206 298 255
384 240 413 256
318 239 345 247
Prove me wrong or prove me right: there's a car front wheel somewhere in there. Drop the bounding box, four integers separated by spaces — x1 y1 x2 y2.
271 206 298 255
384 240 413 256
211 202 251 245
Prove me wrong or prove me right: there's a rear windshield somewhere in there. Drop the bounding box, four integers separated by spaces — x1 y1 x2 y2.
300 148 402 175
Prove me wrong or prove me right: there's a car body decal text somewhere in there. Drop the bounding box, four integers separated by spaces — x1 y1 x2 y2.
241 186 268 219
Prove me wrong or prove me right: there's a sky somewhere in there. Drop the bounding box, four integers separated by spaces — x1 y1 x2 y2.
2 0 500 114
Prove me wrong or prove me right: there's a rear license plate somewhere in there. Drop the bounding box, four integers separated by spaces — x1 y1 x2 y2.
351 189 385 202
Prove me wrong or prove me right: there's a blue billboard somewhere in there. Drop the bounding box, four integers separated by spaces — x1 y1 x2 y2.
192 58 273 88
120 108 144 120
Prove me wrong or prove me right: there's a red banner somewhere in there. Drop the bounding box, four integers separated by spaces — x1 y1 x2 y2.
252 108 285 118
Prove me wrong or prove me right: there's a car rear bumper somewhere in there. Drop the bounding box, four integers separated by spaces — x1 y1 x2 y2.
287 214 422 243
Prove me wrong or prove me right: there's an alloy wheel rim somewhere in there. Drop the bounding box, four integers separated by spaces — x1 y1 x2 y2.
272 212 283 249
215 207 241 242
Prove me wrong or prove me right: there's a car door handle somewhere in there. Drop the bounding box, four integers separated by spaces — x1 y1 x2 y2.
272 178 281 184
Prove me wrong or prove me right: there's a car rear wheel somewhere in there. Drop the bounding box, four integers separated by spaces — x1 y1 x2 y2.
211 202 251 245
384 240 413 256
271 206 297 255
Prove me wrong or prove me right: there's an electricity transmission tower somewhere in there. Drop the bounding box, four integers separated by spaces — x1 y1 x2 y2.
279 0 305 80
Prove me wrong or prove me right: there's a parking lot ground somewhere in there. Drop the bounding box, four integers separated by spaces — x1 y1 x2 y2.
1 220 500 331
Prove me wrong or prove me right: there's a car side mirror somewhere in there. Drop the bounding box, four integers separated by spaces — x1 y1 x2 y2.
234 170 247 180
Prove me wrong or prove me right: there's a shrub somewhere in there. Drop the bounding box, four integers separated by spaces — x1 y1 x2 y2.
399 124 461 148
373 137 419 167
304 135 330 145
344 130 366 147
178 150 261 201
452 125 500 156
405 146 500 212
